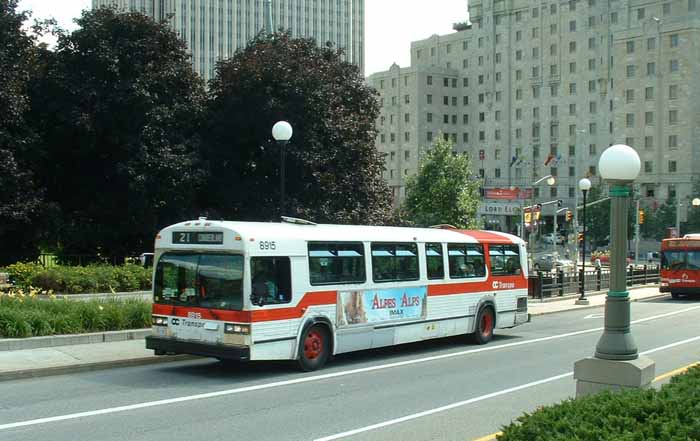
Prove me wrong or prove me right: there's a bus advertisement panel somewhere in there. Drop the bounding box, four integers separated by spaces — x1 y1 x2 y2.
337 287 427 327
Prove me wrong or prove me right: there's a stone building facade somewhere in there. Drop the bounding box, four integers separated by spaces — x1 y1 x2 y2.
368 0 700 232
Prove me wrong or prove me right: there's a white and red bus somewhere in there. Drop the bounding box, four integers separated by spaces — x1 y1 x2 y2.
660 234 700 299
146 217 529 370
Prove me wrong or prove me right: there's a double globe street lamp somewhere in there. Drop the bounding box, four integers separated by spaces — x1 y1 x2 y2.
272 121 293 217
574 144 655 397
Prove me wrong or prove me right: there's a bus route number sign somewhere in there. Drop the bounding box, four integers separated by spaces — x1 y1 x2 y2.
172 231 224 245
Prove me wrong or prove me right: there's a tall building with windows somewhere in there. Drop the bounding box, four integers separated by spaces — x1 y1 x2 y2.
92 0 365 81
369 0 700 232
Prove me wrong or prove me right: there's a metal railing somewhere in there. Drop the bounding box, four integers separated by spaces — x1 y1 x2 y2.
35 254 144 268
530 265 660 300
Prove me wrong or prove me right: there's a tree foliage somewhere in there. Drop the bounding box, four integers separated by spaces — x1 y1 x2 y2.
640 197 677 240
28 7 206 258
201 32 392 224
402 137 481 229
584 185 637 247
0 0 45 264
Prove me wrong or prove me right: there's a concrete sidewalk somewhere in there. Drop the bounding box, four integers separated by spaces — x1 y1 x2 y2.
528 285 665 316
0 285 667 382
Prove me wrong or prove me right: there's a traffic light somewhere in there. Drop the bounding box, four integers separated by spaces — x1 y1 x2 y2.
578 232 584 243
566 210 573 222
524 211 532 224
557 199 563 208
639 209 645 224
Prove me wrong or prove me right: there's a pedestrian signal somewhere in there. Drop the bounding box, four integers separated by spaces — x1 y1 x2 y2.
566 210 573 222
639 209 645 224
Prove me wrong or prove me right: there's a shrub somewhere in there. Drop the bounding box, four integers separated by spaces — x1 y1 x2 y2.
2 263 152 294
498 366 700 441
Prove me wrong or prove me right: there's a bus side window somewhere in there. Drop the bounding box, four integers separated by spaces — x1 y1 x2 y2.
251 257 292 305
425 243 445 280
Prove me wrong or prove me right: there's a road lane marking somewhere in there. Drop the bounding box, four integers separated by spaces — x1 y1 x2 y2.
1 305 698 431
313 373 575 441
653 361 700 383
471 357 700 441
584 313 604 319
315 335 700 441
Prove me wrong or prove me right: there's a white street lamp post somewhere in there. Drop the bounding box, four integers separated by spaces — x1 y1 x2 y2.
574 145 655 397
272 121 293 217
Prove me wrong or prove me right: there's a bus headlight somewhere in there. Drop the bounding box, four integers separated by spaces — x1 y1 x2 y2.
152 316 168 326
224 323 250 335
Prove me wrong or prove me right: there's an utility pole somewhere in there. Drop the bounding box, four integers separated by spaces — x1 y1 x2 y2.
634 199 640 263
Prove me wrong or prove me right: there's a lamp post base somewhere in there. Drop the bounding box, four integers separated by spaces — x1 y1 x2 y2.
574 298 590 305
573 356 655 398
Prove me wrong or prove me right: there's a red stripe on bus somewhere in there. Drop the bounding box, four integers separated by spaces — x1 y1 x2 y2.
152 290 337 323
454 230 516 243
249 290 337 322
427 276 527 296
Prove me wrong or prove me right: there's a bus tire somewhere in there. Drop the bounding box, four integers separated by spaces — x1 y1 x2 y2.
297 324 330 371
671 291 680 300
473 306 495 345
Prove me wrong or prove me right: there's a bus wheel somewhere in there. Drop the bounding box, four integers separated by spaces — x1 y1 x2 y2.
671 291 680 300
297 325 330 371
473 306 494 345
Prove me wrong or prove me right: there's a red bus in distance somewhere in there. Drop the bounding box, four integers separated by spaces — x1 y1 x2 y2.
660 234 700 299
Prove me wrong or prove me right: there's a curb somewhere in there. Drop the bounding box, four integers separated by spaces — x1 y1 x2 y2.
0 354 198 382
530 292 669 316
0 329 151 351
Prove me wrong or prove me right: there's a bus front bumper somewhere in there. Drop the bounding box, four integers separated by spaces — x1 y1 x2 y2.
146 336 250 361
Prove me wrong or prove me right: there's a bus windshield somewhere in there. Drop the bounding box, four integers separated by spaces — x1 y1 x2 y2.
154 253 244 310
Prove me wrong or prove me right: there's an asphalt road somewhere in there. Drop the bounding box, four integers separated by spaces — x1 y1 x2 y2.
1 297 699 441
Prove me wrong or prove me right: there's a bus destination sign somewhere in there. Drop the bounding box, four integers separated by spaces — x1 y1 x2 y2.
172 231 224 245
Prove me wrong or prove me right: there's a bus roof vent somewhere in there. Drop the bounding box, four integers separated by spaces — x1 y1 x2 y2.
683 234 700 239
198 216 207 221
281 216 317 226
429 224 457 229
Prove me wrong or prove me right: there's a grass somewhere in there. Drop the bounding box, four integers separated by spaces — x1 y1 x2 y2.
0 288 151 338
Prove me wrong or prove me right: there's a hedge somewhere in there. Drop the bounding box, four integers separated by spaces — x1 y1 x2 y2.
0 291 151 338
2 262 152 294
498 366 700 441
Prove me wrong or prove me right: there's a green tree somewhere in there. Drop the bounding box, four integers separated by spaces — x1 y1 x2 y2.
28 7 206 259
201 32 392 225
681 179 700 235
583 184 636 247
640 197 676 240
402 137 481 228
0 0 45 264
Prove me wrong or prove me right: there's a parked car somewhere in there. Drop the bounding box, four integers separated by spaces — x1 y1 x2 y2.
533 254 575 272
542 233 565 245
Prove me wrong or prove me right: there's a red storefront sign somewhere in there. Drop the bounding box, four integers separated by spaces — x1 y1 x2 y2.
484 188 533 200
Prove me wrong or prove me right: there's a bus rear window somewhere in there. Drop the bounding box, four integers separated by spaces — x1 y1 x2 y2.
154 253 244 310
489 245 521 276
308 242 365 285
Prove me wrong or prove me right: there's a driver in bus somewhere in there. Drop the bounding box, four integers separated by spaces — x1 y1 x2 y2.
252 262 278 304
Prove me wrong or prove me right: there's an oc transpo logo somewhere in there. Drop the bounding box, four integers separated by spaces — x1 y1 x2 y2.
682 273 689 281
492 281 516 290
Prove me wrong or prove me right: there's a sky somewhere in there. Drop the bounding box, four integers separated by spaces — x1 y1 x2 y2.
17 0 468 77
